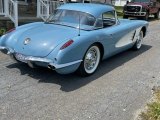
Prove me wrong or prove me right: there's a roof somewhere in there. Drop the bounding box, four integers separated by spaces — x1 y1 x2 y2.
58 3 114 18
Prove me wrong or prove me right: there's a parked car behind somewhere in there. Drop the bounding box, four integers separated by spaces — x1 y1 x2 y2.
123 0 160 20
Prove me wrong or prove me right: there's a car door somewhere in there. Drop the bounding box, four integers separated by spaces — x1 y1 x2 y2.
98 11 136 57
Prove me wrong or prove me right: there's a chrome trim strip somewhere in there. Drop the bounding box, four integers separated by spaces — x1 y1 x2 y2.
127 5 142 7
124 12 146 14
49 60 82 69
24 56 53 63
0 46 6 50
124 12 146 16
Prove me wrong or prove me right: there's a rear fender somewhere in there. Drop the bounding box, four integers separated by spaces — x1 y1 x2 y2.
46 34 102 65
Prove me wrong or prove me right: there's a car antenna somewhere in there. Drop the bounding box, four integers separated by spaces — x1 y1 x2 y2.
78 13 81 36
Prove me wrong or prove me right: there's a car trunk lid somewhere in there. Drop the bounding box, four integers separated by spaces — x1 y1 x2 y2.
14 23 79 57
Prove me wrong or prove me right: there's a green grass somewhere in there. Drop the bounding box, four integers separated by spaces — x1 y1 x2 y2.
0 28 6 36
115 6 123 12
115 6 124 18
140 88 160 120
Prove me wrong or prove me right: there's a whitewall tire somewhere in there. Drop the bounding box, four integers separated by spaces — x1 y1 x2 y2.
133 30 143 50
77 45 101 76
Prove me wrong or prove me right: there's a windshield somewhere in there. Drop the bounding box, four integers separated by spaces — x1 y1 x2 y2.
46 9 96 30
131 0 150 2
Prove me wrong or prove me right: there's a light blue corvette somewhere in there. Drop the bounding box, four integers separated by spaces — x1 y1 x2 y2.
0 3 148 76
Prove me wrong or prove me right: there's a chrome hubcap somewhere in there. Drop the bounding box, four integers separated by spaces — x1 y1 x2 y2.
85 51 97 70
84 46 100 74
136 31 143 49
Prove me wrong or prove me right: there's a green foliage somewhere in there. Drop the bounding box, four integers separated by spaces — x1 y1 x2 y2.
0 28 6 36
155 90 160 101
140 89 160 120
140 102 160 120
115 6 123 12
115 6 124 18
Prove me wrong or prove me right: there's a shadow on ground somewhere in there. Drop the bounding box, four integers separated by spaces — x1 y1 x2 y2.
6 44 152 92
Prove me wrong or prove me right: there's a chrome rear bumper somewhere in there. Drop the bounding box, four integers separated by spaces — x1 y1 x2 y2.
0 46 82 69
0 46 14 54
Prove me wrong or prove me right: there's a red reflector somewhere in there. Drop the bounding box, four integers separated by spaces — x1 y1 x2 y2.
6 28 15 34
60 40 74 50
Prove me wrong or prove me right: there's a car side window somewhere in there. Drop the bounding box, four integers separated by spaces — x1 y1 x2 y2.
102 11 116 28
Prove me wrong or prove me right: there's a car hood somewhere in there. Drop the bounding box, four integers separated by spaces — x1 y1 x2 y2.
12 23 81 57
127 2 149 8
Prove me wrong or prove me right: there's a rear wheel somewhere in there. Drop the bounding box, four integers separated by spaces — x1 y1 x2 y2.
132 30 143 50
77 45 101 76
154 10 160 19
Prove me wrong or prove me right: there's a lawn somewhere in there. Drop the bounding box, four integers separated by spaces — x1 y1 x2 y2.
0 28 6 36
115 6 124 18
140 87 160 120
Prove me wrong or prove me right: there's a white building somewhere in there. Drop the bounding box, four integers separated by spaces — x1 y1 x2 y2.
115 0 127 6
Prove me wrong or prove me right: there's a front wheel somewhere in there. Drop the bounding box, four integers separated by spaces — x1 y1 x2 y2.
77 45 101 76
154 10 160 19
132 30 143 50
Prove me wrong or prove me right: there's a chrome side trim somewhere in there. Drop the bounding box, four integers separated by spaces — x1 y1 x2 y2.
25 56 53 63
49 60 82 69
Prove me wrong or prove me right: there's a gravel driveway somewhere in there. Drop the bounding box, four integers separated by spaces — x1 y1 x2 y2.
0 20 160 120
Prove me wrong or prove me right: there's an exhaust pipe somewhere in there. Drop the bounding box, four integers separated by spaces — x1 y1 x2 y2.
48 65 55 70
27 61 36 68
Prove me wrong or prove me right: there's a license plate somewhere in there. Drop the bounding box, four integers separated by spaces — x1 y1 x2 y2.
15 53 27 63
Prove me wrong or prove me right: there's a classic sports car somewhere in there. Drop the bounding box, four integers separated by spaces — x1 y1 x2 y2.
0 3 148 76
